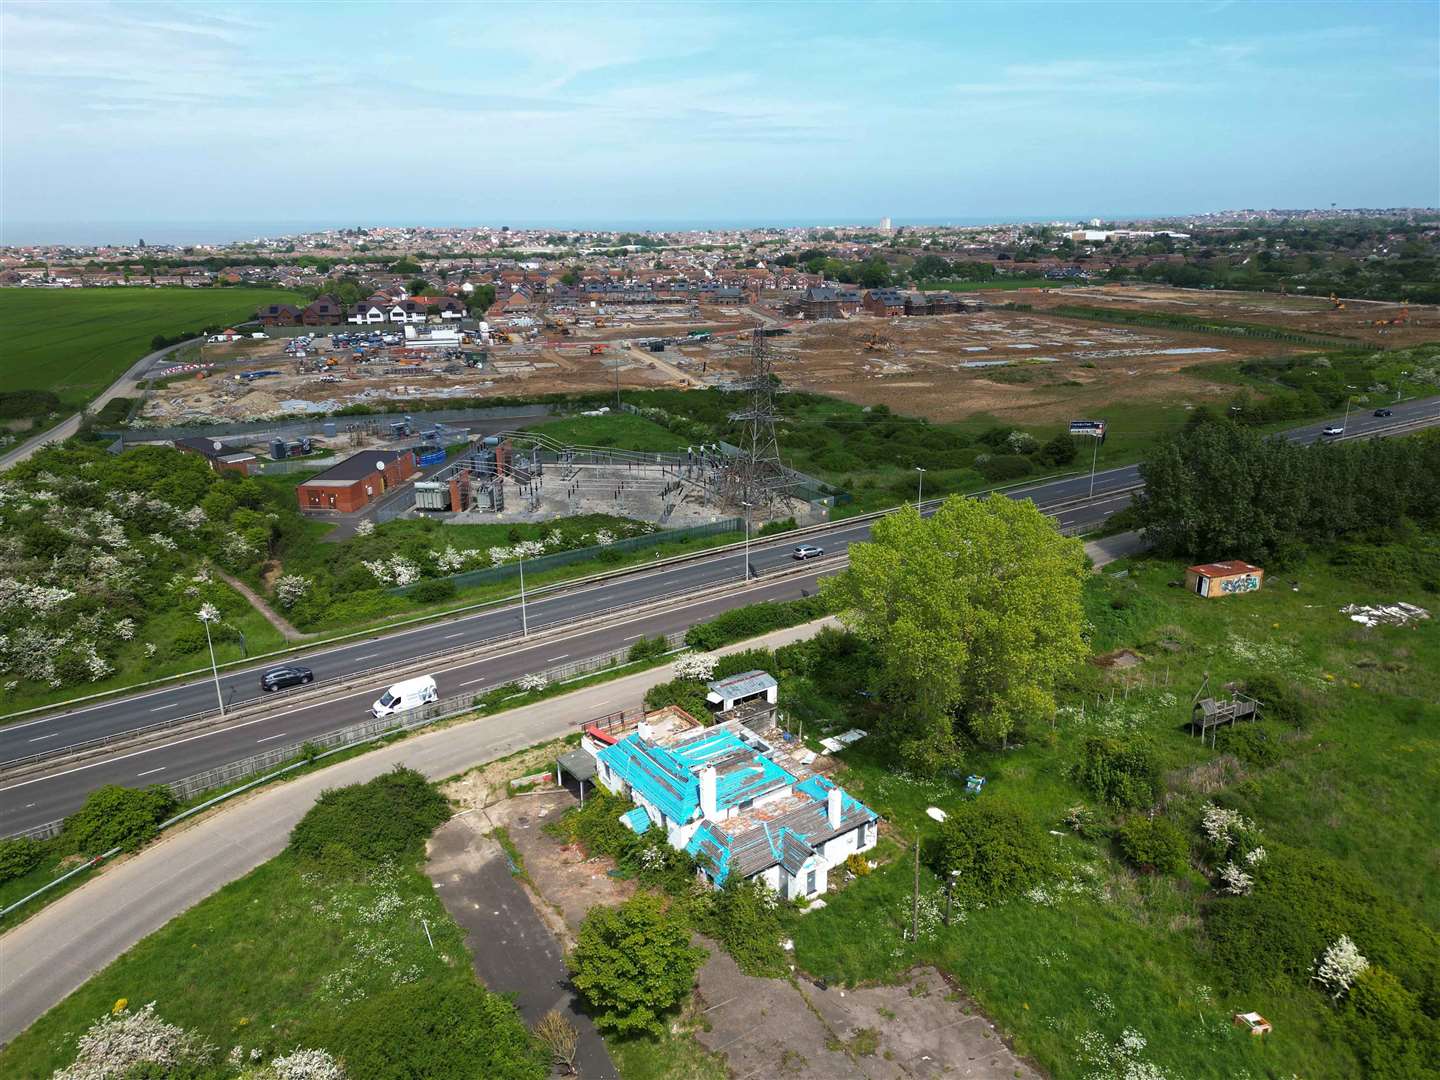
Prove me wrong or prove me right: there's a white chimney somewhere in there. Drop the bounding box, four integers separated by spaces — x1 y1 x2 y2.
699 766 718 820
826 786 843 830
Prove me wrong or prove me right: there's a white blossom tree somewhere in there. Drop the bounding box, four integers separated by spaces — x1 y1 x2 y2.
673 651 718 681
1314 935 1368 1000
274 575 310 609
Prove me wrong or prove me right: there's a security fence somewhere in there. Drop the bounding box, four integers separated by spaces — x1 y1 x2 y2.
388 518 744 595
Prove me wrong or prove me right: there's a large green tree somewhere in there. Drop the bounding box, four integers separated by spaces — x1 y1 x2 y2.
569 893 706 1037
824 494 1088 767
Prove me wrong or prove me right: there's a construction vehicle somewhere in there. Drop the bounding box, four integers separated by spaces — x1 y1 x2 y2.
1329 293 1346 311
589 344 608 356
865 329 892 351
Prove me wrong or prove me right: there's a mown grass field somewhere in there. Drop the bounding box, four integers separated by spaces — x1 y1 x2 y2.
0 288 303 409
773 541 1440 1079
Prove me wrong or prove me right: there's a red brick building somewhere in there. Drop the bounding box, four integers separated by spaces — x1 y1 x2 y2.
296 450 417 513
173 437 258 476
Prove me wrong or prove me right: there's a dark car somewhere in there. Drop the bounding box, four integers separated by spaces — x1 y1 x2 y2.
1374 408 1393 418
260 665 314 692
792 544 825 560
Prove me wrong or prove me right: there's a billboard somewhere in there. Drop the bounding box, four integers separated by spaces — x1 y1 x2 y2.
1069 419 1107 439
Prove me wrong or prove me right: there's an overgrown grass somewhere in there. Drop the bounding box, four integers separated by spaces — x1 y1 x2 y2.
777 539 1439 1079
0 288 305 411
524 412 688 452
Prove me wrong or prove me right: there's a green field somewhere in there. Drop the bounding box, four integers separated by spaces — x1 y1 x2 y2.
0 287 303 410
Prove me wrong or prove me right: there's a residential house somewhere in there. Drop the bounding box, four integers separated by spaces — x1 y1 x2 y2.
863 288 906 316
256 302 302 327
301 294 345 326
590 709 878 900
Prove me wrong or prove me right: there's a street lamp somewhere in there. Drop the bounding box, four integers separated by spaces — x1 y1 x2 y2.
518 554 529 637
914 466 926 508
740 501 753 582
197 602 225 716
1088 431 1101 500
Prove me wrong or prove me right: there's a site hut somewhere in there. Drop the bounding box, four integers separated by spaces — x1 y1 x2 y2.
295 448 417 513
706 670 779 732
591 718 879 901
1184 560 1264 599
172 436 258 476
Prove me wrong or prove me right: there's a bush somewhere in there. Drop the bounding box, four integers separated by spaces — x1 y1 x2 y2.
1215 722 1284 767
63 784 178 854
1071 735 1161 809
1345 966 1440 1080
1116 815 1190 875
929 800 1054 905
408 578 458 604
1037 432 1080 467
712 647 776 681
974 454 1033 483
326 979 546 1080
0 836 46 883
558 789 639 860
684 594 832 651
700 877 787 977
757 517 798 537
570 893 707 1036
1241 673 1315 728
642 677 712 721
626 634 670 662
288 767 449 865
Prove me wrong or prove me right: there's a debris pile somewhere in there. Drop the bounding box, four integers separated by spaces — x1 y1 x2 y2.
1340 602 1431 628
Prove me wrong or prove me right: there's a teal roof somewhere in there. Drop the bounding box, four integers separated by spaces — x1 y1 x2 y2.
621 806 651 834
597 728 794 825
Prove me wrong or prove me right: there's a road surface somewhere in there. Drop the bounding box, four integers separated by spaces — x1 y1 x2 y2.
1 395 1436 835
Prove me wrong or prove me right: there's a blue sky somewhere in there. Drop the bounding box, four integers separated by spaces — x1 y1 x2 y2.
2 0 1436 234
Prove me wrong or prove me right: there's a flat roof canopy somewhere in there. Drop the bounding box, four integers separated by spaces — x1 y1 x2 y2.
557 747 597 782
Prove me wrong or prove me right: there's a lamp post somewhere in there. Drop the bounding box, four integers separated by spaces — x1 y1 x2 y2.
915 466 926 508
518 554 529 637
740 501 753 582
1088 431 1100 500
197 603 225 716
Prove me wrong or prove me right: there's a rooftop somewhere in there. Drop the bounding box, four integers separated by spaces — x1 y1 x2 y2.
301 449 411 485
1188 560 1263 577
706 670 777 702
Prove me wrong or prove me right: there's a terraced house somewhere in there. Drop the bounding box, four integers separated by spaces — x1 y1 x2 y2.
591 711 879 900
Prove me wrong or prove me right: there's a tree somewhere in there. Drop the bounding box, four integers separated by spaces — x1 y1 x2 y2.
824 495 1087 766
407 277 430 296
569 893 706 1036
63 784 178 853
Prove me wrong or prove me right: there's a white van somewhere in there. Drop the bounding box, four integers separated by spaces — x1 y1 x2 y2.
371 675 438 718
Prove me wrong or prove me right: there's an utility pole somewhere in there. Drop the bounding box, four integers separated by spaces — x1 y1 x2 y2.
740 501 753 581
518 555 528 637
198 604 225 716
1088 432 1100 500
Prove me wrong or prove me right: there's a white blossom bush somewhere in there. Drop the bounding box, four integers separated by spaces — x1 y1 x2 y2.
672 651 718 681
178 505 208 530
1200 803 1254 851
360 556 421 587
112 618 137 641
1315 934 1368 1000
1243 846 1267 867
55 1001 218 1079
354 519 375 538
147 532 177 552
274 575 311 609
268 1047 347 1079
197 601 221 623
1217 861 1253 896
518 672 548 692
594 528 617 546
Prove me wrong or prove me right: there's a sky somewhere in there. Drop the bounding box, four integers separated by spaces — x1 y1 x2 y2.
1 0 1437 240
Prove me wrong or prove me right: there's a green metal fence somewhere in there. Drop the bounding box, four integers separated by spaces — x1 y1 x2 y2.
386 517 744 595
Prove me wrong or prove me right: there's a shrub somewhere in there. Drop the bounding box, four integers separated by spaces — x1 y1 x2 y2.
843 851 872 877
559 789 639 860
570 893 707 1036
288 767 449 865
1071 735 1160 809
684 594 832 650
1116 816 1190 875
1037 432 1079 467
408 578 457 604
63 784 178 854
0 836 46 883
642 677 712 721
974 454 1033 483
929 800 1054 905
325 980 546 1080
626 634 670 662
713 647 776 681
701 877 787 977
1215 721 1284 767
757 517 798 537
1345 966 1440 1080
1241 673 1314 727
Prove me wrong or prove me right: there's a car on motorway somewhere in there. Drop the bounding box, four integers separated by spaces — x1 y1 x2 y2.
372 674 439 718
792 544 825 560
259 665 313 692
1322 425 1345 438
1374 408 1393 418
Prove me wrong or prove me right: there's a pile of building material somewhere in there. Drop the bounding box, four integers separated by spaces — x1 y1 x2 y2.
1340 601 1431 628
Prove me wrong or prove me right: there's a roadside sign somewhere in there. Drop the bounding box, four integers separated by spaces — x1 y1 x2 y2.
1069 419 1107 439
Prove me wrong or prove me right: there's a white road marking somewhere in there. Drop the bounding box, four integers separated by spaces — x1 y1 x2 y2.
548 654 569 662
623 634 642 641
150 703 182 712
136 767 166 777
459 676 490 687
444 632 466 640
351 653 381 662
29 733 61 742
256 732 288 743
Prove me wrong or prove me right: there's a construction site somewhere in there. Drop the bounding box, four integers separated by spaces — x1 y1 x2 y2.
413 331 822 528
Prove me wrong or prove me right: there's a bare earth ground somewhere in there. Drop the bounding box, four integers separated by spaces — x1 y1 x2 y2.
491 789 1043 1080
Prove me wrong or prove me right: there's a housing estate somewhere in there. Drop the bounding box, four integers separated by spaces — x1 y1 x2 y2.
579 687 879 901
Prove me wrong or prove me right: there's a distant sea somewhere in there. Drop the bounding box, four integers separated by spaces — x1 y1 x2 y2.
0 214 1177 248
